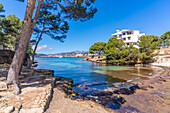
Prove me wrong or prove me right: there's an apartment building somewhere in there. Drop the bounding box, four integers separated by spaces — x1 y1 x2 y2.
111 29 146 48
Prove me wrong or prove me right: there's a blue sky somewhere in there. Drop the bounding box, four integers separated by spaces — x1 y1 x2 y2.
1 0 170 54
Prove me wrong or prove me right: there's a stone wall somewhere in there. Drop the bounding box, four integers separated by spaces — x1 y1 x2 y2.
0 67 56 113
0 50 29 65
159 47 170 55
152 47 170 67
0 50 14 64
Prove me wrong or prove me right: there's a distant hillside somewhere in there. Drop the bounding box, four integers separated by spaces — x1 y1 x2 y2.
36 51 88 57
35 54 48 57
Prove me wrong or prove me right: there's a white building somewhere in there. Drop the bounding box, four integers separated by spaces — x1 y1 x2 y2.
111 29 146 48
75 53 84 57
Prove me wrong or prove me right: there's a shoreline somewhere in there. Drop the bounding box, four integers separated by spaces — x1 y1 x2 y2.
115 66 170 113
0 63 169 113
45 65 170 113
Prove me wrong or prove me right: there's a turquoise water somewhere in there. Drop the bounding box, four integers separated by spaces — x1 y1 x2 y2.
35 57 155 90
35 57 161 109
35 57 124 84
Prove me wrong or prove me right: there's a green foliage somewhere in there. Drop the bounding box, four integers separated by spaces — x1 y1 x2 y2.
32 0 97 53
27 43 34 54
0 3 5 44
89 42 106 54
138 35 160 63
0 14 22 50
11 0 97 52
160 31 170 47
34 7 69 42
138 35 160 52
0 3 5 17
41 0 97 22
104 37 125 55
28 39 37 54
104 37 142 64
89 35 161 65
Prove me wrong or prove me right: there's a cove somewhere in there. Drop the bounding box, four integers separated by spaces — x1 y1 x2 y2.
35 57 161 92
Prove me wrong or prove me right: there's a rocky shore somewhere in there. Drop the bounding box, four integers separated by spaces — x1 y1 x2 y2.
0 65 113 113
45 66 170 113
0 64 169 113
0 64 56 113
45 78 114 113
115 66 170 113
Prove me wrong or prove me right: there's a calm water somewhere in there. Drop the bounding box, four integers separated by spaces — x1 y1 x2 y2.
35 57 160 92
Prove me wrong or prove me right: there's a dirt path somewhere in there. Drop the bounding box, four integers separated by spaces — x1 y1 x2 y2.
0 67 56 113
45 86 113 113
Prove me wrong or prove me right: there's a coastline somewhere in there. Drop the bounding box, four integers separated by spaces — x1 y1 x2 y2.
0 63 169 113
44 65 170 113
45 78 114 113
41 56 170 112
115 66 170 113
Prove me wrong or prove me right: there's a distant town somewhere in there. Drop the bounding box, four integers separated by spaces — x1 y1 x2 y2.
35 51 89 57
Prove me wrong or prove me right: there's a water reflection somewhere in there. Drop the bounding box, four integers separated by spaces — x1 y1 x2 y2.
91 65 161 82
35 57 162 90
35 57 163 110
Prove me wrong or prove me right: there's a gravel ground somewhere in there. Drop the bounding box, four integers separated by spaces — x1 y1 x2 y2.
45 87 114 113
115 66 170 113
46 66 170 113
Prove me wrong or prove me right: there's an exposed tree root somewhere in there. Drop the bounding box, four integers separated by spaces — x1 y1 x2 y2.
14 83 21 95
0 89 14 91
16 103 22 113
0 83 5 88
0 82 21 95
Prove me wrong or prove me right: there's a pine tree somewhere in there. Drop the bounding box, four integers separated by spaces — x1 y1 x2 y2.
7 0 97 94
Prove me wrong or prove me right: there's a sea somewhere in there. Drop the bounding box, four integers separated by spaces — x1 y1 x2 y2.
35 57 162 93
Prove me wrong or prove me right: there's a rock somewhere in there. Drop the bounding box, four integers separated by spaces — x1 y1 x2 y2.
32 64 38 67
0 50 29 66
79 58 88 61
4 106 14 113
91 91 113 96
135 64 143 67
34 69 54 76
63 78 73 84
20 108 43 113
140 86 148 91
20 73 32 77
129 85 140 90
114 88 132 94
0 77 6 81
114 85 140 95
21 68 32 73
33 60 39 63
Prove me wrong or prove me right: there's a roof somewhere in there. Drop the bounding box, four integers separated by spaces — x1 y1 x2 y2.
111 29 139 36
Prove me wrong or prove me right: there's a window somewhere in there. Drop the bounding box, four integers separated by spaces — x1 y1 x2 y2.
133 42 137 45
123 33 126 35
117 35 122 38
127 43 129 45
123 38 126 41
128 37 131 40
127 32 131 35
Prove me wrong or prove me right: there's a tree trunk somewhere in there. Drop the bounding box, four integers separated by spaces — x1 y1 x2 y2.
28 29 44 68
6 0 36 95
